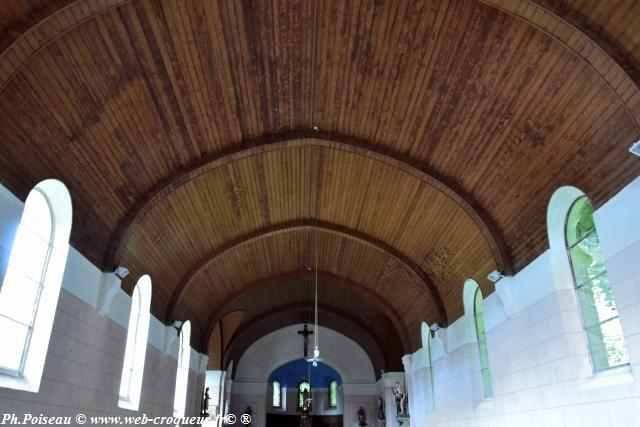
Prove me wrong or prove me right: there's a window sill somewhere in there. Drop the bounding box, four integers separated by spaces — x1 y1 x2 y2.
579 365 634 391
474 396 494 412
118 397 140 411
0 372 40 393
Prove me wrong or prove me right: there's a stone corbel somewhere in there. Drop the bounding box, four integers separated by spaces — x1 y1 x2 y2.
431 328 448 358
495 276 519 319
96 271 121 316
198 353 209 373
162 325 180 356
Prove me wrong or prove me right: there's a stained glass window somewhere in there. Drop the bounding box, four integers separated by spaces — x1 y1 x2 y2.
328 379 337 408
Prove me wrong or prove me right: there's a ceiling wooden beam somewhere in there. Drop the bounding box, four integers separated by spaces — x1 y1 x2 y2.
106 135 515 279
165 219 448 327
196 269 412 355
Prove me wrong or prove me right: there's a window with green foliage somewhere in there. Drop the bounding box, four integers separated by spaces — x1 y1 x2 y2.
272 380 281 408
566 197 629 372
298 380 310 409
328 379 337 408
473 288 493 398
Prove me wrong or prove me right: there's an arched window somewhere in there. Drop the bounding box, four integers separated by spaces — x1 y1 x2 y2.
272 380 281 408
473 287 493 398
328 379 337 408
173 320 192 418
118 275 152 410
566 197 629 371
463 279 492 399
0 180 71 392
298 380 310 409
421 322 435 408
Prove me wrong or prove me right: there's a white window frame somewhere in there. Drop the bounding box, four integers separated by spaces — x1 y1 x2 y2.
272 380 281 408
421 321 436 408
173 320 191 418
463 279 493 400
0 179 72 393
565 196 629 373
118 275 152 410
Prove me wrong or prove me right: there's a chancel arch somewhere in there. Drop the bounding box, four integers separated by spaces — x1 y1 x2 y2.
218 304 394 376
231 324 377 427
200 269 412 357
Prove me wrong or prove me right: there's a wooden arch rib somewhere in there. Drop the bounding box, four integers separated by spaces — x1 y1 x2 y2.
478 0 640 128
220 303 389 374
166 219 448 327
1 0 639 127
197 269 412 355
107 136 514 278
0 0 132 92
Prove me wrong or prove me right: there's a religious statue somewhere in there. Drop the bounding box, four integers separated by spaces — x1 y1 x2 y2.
302 387 312 411
300 397 312 427
356 407 368 427
377 396 385 420
201 387 210 418
392 382 407 415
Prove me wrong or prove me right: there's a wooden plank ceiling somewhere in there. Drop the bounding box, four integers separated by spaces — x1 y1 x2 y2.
1 0 639 363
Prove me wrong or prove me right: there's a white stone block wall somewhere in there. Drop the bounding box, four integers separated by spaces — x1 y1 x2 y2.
0 183 206 422
0 290 205 420
405 177 640 427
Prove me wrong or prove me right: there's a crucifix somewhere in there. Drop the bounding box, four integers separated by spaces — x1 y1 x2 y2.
297 323 314 358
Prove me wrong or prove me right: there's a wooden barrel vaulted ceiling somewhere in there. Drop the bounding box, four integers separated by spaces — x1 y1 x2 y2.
1 0 640 370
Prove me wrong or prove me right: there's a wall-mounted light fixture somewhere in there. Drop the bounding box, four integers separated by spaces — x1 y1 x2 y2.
487 270 504 283
114 266 129 279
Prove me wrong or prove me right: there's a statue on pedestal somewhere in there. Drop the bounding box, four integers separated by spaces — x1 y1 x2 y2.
300 402 312 427
353 407 368 427
393 382 410 425
377 396 385 420
392 383 407 415
300 387 312 427
201 387 210 418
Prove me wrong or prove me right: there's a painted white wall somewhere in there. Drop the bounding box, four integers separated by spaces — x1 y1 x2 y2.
405 176 640 427
0 183 207 420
